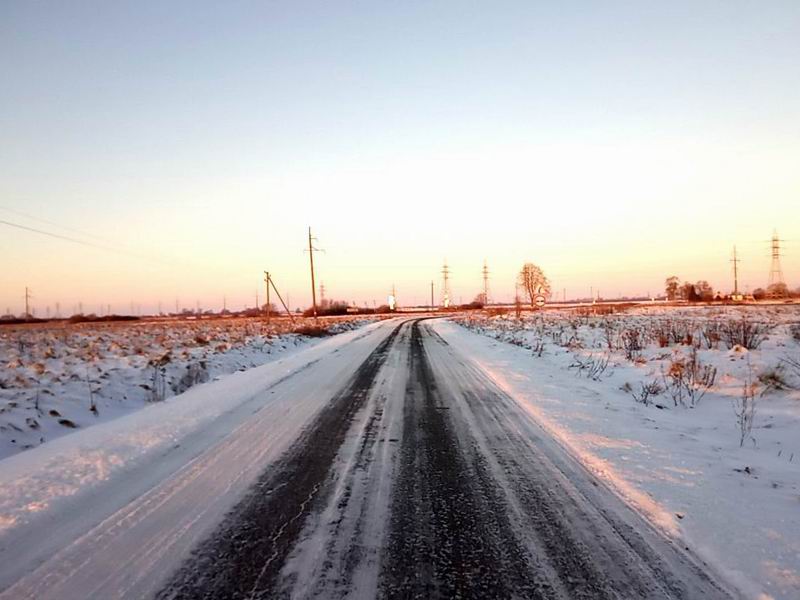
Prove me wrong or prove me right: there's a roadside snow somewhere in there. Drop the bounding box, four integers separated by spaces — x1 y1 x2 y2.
440 306 800 600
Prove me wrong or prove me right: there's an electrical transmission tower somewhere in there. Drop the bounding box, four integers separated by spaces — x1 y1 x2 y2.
441 261 451 307
481 260 491 305
767 230 787 297
730 246 741 297
319 282 326 309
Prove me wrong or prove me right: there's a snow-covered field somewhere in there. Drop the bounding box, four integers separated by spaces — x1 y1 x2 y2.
0 316 372 460
448 304 800 599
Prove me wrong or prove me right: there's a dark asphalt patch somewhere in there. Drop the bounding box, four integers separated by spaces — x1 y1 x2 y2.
379 320 549 599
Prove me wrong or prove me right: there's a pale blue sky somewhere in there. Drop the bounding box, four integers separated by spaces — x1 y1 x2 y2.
2 1 799 313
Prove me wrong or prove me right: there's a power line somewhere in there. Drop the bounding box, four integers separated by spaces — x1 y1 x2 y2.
0 218 180 267
0 219 118 251
0 204 112 244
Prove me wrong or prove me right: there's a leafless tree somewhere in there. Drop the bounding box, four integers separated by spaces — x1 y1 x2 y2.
518 263 551 308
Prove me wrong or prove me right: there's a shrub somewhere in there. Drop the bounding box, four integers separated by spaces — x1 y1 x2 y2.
758 364 790 393
630 380 665 406
661 347 717 407
701 322 722 349
568 353 611 380
720 317 773 350
621 328 643 362
733 362 757 447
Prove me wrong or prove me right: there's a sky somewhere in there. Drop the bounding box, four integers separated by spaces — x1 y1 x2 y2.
1 1 799 314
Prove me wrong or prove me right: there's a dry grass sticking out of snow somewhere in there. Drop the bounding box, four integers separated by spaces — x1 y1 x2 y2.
0 316 373 459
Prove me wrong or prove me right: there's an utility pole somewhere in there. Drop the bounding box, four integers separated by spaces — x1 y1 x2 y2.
731 245 741 296
319 282 326 309
430 281 434 310
24 286 32 318
265 272 295 323
264 272 271 325
306 227 322 320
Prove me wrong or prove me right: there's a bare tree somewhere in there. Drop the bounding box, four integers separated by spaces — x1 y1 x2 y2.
665 276 680 300
767 282 789 298
518 263 551 308
695 280 714 301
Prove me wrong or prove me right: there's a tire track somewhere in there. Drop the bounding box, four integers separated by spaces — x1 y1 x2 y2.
157 321 405 600
380 320 549 599
276 323 412 598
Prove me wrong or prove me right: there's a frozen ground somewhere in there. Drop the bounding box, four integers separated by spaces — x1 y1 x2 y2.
0 317 734 599
449 304 800 599
0 316 371 459
0 308 796 599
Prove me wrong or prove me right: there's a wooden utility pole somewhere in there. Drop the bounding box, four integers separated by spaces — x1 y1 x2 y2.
24 286 31 318
265 272 295 323
307 227 319 320
430 281 434 310
264 271 271 325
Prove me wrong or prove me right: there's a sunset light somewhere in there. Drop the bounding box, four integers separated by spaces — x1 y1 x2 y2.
1 3 799 599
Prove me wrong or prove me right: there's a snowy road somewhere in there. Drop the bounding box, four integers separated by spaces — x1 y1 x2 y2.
1 318 735 599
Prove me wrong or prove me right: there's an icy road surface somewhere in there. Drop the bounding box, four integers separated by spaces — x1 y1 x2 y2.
0 318 735 599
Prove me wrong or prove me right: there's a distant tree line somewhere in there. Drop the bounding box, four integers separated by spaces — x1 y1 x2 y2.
665 276 798 301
